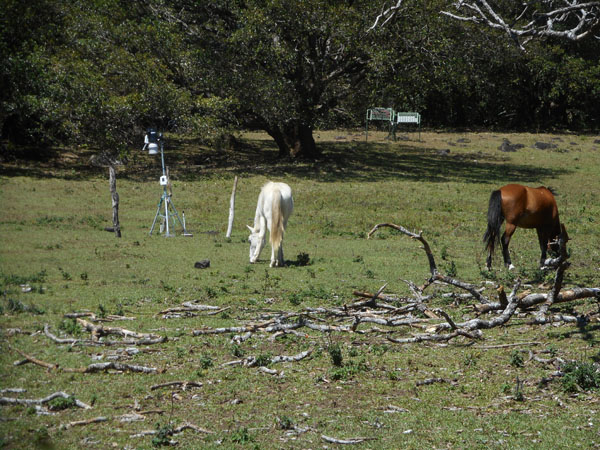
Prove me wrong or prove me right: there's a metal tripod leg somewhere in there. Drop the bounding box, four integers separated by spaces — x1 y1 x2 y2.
149 193 166 235
166 196 186 234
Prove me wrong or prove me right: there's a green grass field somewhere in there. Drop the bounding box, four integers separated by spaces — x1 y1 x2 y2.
1 130 600 449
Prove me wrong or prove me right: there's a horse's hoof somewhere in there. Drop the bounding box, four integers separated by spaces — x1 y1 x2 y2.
508 264 515 271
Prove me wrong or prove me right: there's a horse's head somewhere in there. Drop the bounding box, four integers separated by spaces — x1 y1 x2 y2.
548 223 569 254
247 225 265 263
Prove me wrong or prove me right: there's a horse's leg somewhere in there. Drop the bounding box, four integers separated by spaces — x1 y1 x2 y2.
270 245 276 267
536 228 548 267
277 217 288 267
501 223 516 270
278 240 284 267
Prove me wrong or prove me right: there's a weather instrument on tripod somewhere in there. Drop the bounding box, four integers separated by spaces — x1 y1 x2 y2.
142 128 191 237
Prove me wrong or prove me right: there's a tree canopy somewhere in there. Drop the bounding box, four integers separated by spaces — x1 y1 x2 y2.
1 0 599 159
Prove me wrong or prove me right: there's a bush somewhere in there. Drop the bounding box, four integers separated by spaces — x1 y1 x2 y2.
561 361 600 393
327 343 343 367
48 395 76 411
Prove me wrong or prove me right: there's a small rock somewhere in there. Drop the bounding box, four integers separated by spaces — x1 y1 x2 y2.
498 138 523 152
533 142 557 150
194 260 210 269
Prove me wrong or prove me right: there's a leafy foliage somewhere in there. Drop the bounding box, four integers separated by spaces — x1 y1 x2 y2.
152 423 174 447
561 360 600 393
2 0 599 157
48 395 76 411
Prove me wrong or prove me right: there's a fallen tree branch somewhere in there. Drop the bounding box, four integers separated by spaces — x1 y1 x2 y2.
321 434 376 445
9 345 159 374
388 328 482 344
475 341 542 349
64 312 135 321
159 302 229 318
270 349 312 364
437 280 522 333
44 324 166 346
223 349 312 368
0 391 91 409
192 318 281 336
131 422 214 438
474 287 600 313
368 223 438 277
0 388 26 394
150 381 203 391
76 318 166 344
61 416 108 429
433 274 489 303
44 324 99 346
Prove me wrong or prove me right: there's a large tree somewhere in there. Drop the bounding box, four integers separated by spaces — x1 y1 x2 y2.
196 0 376 159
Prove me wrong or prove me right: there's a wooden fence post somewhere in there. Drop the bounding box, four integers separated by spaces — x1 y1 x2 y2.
109 165 121 238
226 176 238 238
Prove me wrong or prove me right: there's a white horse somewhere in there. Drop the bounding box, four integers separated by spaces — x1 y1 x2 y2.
247 182 293 267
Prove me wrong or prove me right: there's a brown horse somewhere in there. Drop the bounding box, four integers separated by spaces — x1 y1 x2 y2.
483 184 567 270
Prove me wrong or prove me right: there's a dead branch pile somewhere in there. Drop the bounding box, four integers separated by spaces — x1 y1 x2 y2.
188 223 598 346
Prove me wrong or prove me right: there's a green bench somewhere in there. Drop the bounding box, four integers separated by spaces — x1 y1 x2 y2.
365 109 421 141
365 107 395 141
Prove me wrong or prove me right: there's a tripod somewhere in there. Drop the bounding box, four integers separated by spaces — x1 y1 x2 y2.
147 137 188 237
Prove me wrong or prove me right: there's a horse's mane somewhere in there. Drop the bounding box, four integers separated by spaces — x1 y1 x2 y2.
545 186 558 196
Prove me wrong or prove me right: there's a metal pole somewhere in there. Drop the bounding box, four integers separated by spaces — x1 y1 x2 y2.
160 139 166 178
149 195 164 235
164 188 170 237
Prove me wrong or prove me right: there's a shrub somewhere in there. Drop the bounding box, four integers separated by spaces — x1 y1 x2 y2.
198 354 213 370
48 395 76 411
327 343 343 367
561 361 600 393
510 350 524 368
152 423 174 447
58 318 82 336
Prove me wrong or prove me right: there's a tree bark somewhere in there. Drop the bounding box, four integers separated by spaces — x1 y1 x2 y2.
266 121 321 159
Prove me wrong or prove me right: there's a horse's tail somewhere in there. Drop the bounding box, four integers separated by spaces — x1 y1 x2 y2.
270 189 284 255
483 189 504 256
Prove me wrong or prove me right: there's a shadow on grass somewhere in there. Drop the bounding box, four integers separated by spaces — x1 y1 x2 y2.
0 135 570 185
548 323 600 346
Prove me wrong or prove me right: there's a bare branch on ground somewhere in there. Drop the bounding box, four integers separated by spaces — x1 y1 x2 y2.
9 345 159 374
0 391 91 409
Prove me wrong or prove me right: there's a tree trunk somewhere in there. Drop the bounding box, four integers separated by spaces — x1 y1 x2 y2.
267 121 321 159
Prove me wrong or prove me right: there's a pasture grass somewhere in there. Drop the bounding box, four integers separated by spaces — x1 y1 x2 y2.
1 129 600 448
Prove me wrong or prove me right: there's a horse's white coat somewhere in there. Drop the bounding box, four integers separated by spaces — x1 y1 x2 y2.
248 182 293 267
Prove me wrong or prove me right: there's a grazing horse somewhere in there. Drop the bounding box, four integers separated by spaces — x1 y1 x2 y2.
483 184 567 270
248 182 293 267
